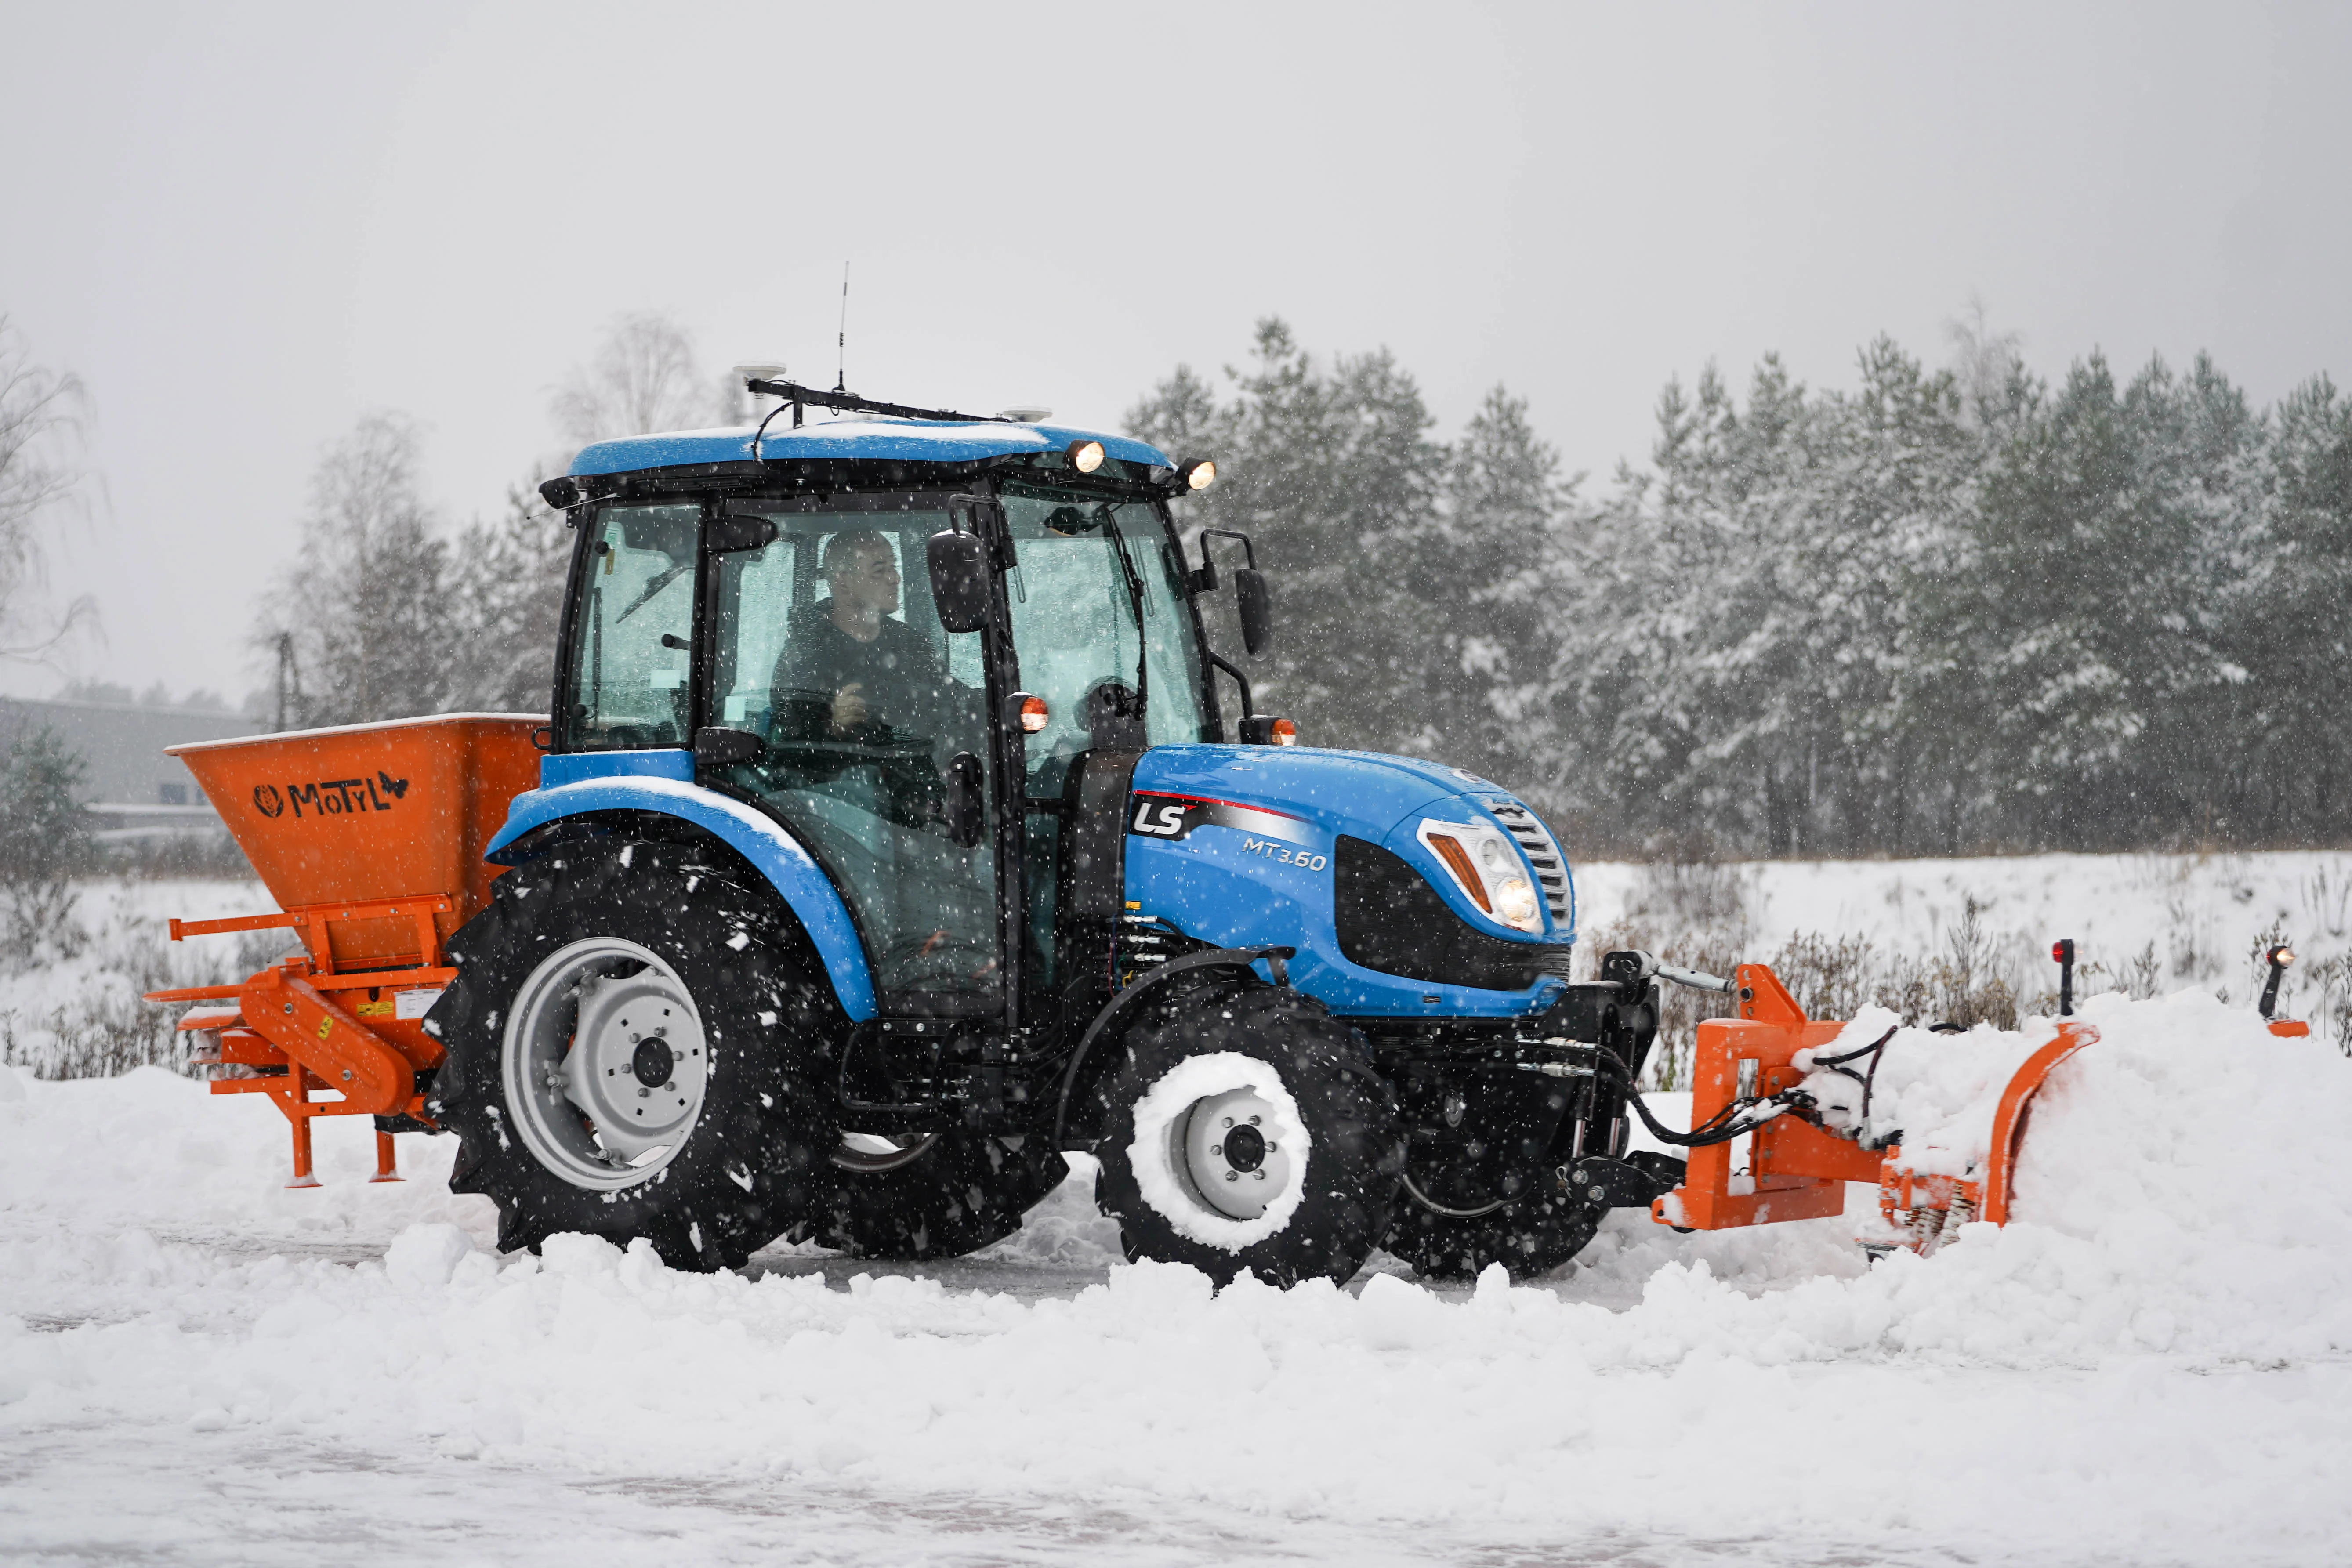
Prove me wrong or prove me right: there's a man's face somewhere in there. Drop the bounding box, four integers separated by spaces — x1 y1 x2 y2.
828 540 901 616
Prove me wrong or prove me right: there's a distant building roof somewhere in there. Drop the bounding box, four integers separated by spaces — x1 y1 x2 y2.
0 696 258 810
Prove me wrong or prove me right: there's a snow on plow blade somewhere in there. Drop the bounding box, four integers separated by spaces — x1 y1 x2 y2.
145 715 543 1186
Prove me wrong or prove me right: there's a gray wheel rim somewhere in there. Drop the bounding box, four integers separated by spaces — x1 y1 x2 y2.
500 936 710 1191
1164 1085 1299 1222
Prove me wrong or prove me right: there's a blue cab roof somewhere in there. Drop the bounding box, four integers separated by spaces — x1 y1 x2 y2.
569 417 1171 478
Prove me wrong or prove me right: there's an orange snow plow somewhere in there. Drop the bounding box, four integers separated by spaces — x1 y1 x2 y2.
1647 948 2311 1254
144 715 542 1186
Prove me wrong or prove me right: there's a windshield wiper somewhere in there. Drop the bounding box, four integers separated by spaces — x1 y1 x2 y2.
1098 507 1149 722
614 559 694 624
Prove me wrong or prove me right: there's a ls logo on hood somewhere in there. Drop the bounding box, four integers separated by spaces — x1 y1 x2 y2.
1127 791 1312 845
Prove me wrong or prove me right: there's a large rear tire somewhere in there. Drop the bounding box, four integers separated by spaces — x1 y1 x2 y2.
1089 983 1403 1288
426 839 842 1271
789 1129 1070 1261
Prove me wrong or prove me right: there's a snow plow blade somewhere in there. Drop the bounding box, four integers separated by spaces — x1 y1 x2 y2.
143 714 543 1186
1650 960 2307 1253
1649 963 2097 1250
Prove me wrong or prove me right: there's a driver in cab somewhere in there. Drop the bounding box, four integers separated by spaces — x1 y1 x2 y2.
770 529 950 745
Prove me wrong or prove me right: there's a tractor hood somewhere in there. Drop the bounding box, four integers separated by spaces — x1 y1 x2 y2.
1131 745 1482 845
1123 745 1577 1018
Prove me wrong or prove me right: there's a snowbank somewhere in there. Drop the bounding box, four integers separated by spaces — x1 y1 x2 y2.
4 988 2351 1564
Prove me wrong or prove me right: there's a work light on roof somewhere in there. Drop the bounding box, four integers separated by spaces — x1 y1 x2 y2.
1179 458 1217 492
1069 439 1106 474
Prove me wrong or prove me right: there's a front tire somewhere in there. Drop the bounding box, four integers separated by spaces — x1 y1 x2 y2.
426 839 843 1271
1090 983 1403 1288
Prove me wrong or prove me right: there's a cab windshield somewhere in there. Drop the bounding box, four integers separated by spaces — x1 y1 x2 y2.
1000 486 1207 797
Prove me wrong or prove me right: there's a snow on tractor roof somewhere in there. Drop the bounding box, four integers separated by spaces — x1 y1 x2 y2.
569 416 1171 478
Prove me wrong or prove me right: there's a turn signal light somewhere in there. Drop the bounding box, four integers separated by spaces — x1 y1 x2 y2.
1239 715 1296 746
1424 831 1491 913
1014 692 1050 734
1069 440 1105 474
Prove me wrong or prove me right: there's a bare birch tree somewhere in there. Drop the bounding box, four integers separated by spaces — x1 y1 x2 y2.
257 413 450 726
0 315 96 663
550 311 722 451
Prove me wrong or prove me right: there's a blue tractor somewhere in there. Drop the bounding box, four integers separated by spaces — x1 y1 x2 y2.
424 379 1669 1286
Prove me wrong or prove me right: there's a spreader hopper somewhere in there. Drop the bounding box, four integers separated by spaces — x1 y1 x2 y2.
149 714 543 1184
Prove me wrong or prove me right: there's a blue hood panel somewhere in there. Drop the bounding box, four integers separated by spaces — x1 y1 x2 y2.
1123 745 1576 1018
1129 746 1468 843
571 418 1170 477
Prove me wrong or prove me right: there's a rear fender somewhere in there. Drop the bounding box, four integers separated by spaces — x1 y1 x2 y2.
485 774 876 1021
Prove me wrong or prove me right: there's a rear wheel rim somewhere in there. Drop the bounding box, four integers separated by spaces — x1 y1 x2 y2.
501 936 710 1191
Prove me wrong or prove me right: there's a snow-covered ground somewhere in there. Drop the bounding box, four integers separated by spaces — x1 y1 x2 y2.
7 985 2352 1564
5 857 2352 1565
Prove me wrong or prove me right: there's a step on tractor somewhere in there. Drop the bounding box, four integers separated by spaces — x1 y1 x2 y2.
150 380 2317 1286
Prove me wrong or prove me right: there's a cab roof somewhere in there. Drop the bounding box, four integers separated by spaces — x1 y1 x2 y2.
568 417 1171 478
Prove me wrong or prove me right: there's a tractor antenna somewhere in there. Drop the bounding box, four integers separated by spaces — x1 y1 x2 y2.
835 261 849 393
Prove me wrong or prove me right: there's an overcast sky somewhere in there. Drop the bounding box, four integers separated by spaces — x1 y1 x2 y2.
3 1 2347 704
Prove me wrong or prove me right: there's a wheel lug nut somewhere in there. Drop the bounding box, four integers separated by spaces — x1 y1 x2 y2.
1221 1117 1233 1128
1224 1171 1239 1182
1249 1115 1261 1125
1255 1170 1267 1181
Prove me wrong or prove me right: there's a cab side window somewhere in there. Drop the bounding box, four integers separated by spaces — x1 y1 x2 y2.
562 503 699 751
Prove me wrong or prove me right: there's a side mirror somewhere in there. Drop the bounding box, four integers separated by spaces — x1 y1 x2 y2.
943 751 985 847
1235 567 1273 658
928 529 991 634
694 726 765 768
705 514 777 554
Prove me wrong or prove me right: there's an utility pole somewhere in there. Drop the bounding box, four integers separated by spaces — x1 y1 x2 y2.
275 632 301 732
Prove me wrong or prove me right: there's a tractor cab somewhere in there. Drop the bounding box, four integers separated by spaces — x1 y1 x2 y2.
542 393 1243 1034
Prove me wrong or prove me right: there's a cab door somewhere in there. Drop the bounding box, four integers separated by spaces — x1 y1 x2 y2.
693 496 1017 1023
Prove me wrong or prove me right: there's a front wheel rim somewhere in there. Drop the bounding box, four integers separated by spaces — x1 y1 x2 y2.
501 936 710 1191
1125 1051 1313 1249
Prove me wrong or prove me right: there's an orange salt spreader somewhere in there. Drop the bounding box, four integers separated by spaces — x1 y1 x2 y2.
146 715 541 1186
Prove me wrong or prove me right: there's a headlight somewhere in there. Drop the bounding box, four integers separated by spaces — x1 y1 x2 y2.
1415 819 1543 934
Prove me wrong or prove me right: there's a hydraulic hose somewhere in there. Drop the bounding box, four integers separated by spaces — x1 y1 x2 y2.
1585 1043 1780 1149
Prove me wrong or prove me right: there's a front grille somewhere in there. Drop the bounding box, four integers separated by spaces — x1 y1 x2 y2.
1334 837 1576 992
1486 801 1571 925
